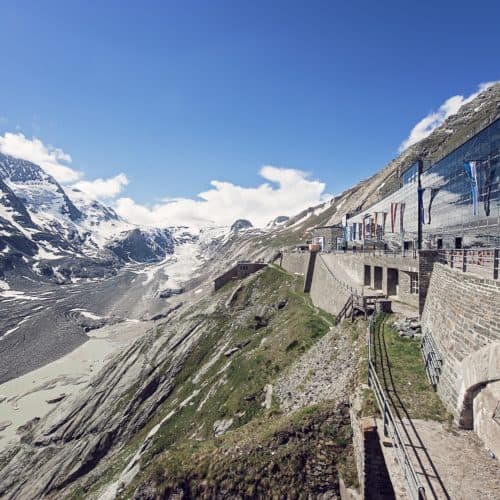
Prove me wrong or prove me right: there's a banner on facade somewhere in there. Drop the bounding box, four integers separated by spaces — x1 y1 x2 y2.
399 203 405 233
390 203 398 232
464 161 479 216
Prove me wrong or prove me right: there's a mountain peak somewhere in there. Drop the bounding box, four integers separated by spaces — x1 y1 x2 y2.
230 219 253 232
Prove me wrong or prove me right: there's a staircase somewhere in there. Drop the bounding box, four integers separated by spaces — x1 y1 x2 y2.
337 295 354 321
271 250 283 265
338 294 379 322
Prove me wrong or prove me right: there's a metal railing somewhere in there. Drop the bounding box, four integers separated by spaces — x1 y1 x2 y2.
337 295 353 322
438 247 499 279
367 313 426 500
317 254 363 296
421 332 443 388
330 247 418 259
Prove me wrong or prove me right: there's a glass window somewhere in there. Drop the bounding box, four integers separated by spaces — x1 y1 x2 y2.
403 163 418 184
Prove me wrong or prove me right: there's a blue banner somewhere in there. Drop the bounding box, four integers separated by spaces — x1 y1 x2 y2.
464 161 479 216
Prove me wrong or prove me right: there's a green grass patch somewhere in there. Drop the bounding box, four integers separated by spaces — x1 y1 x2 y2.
129 400 354 499
373 315 449 422
118 265 342 494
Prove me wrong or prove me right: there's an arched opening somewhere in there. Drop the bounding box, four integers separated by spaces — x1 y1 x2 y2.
456 343 500 456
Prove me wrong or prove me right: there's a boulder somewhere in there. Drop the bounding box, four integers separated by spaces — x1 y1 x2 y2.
213 419 233 437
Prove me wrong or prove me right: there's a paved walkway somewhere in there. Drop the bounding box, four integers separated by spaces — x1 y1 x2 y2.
378 417 500 499
372 314 499 499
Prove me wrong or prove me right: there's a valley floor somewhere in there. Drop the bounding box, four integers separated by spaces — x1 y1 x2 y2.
0 241 208 383
1 262 498 499
0 243 210 450
0 319 149 448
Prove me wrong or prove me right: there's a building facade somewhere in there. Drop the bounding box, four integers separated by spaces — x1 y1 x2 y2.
311 224 344 252
344 118 500 251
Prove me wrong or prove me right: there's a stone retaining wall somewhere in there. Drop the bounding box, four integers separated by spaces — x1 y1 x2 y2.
421 263 500 420
349 398 394 500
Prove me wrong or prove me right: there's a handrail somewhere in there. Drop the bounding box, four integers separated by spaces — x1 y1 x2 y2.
367 313 426 500
438 247 499 279
337 295 353 321
421 332 443 387
329 248 418 259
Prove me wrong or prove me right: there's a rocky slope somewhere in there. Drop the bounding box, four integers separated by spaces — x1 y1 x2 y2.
0 266 357 499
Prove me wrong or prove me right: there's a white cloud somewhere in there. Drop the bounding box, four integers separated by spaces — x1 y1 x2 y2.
0 129 327 227
115 166 329 228
0 132 81 183
399 81 499 153
72 173 129 199
0 132 129 201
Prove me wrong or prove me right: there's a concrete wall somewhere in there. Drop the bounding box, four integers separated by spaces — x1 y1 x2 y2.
397 270 417 308
303 252 317 293
421 263 500 425
473 379 500 457
357 253 420 311
283 251 423 316
319 254 364 290
214 266 238 290
214 263 266 290
280 252 308 276
309 255 353 316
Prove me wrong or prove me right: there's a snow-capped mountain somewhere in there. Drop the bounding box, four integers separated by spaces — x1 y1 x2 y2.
0 155 82 222
0 153 190 283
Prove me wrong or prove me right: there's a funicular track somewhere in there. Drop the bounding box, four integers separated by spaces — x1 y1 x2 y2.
370 315 451 500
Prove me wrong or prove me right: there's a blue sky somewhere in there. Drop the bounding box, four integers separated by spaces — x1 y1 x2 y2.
0 1 499 226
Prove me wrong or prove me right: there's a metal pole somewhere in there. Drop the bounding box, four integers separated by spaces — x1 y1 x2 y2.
383 399 388 437
417 158 423 251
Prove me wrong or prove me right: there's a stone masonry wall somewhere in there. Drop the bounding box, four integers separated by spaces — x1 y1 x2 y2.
280 252 308 276
421 263 500 418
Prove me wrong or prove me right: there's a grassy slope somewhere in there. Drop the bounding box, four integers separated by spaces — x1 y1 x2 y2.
373 314 449 423
82 266 356 498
